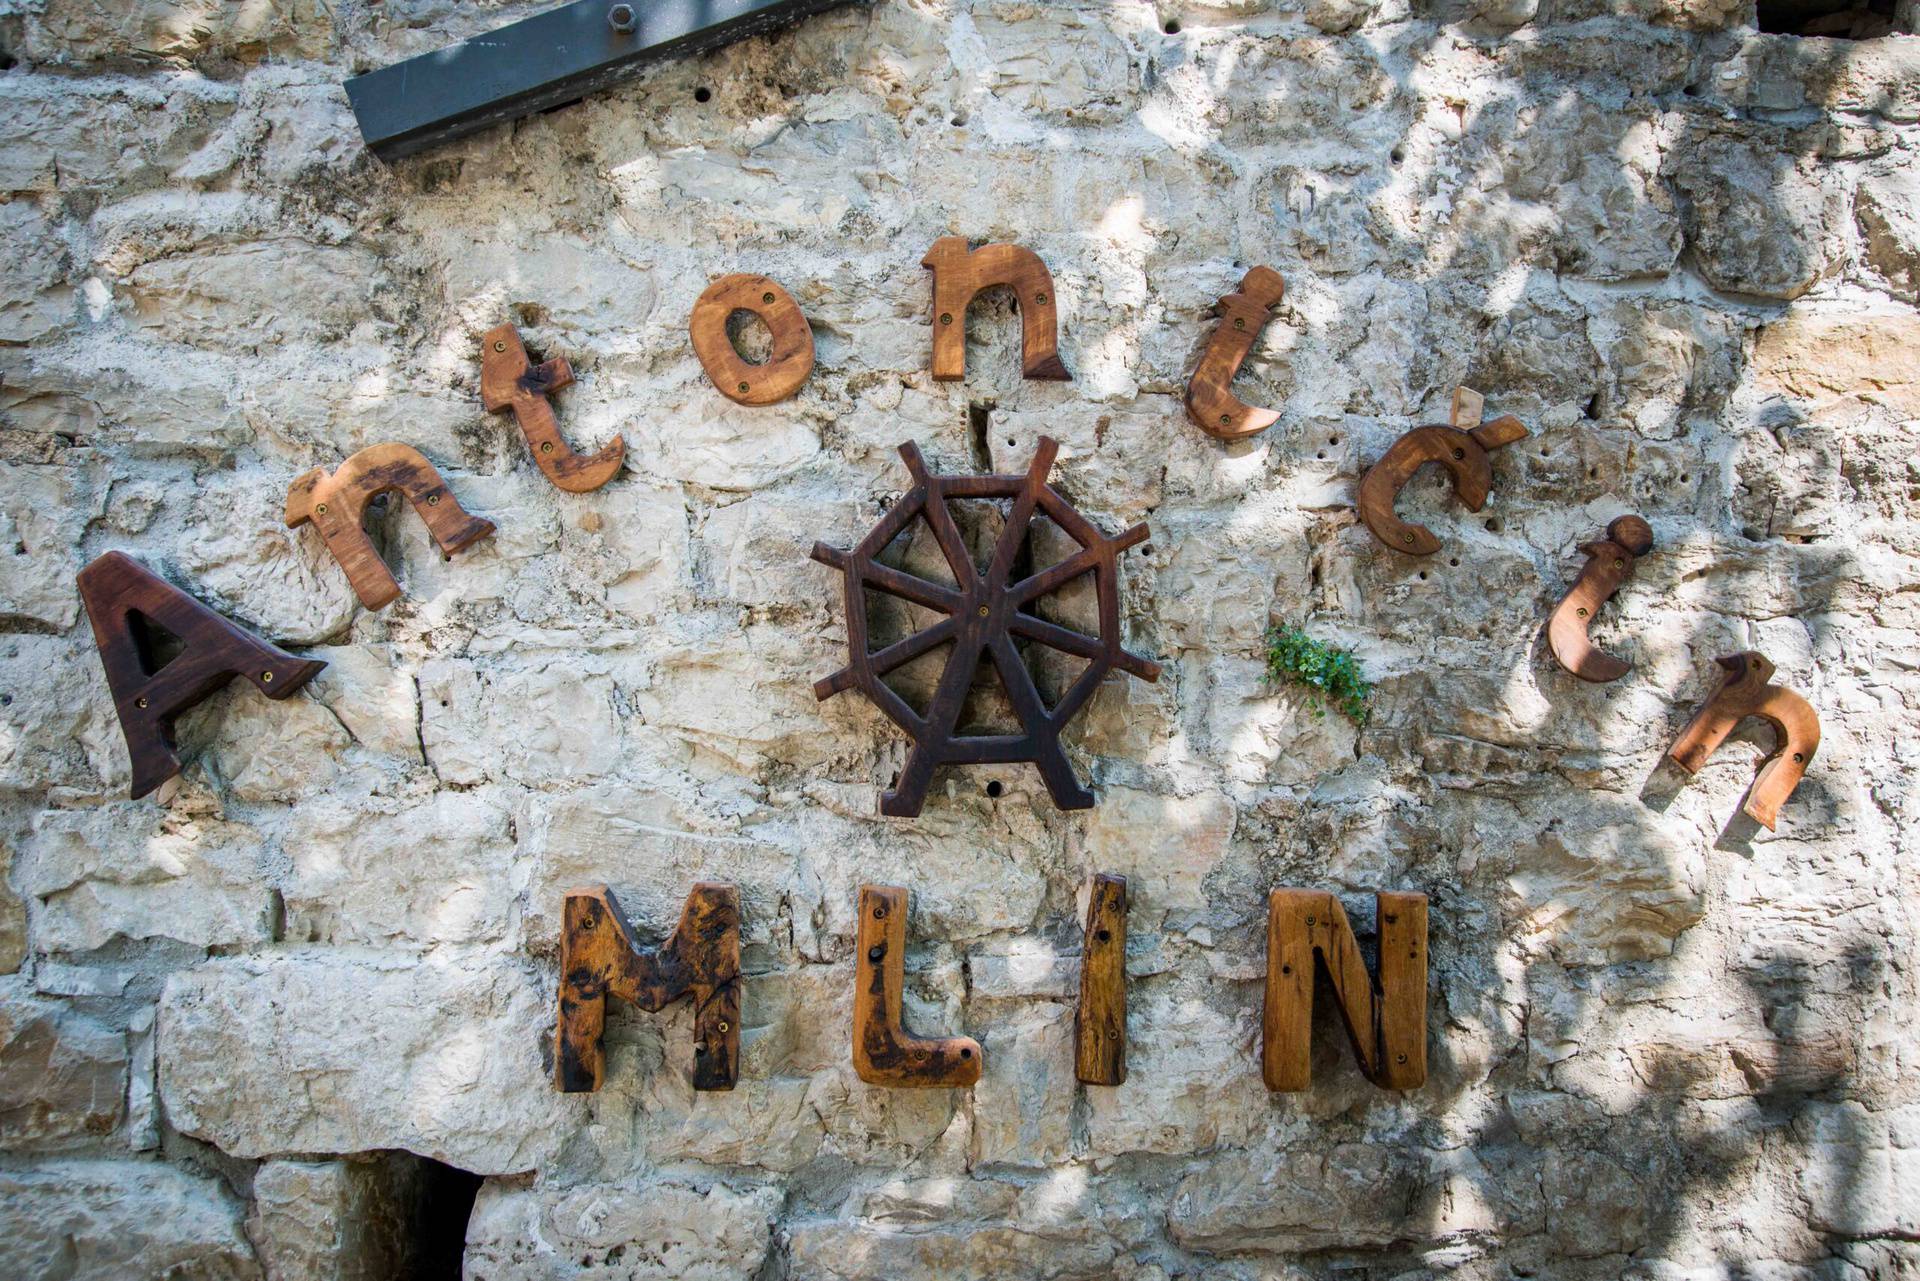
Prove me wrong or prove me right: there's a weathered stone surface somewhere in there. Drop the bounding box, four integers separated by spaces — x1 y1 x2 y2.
0 1158 260 1280
158 950 572 1174
463 1179 781 1281
0 2 1915 1277
1168 1145 1428 1254
19 805 275 953
0 978 125 1147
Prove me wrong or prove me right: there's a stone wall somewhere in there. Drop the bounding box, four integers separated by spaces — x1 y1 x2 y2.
2 1 1918 1278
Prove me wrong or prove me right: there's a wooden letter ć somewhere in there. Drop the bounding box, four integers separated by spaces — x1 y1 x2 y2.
77 551 326 799
1547 515 1655 683
1185 266 1286 441
689 274 816 405
1356 386 1528 556
554 884 740 1094
1668 652 1820 831
1263 889 1427 1092
923 236 1070 383
480 324 625 493
853 885 981 1088
285 443 495 611
1074 873 1128 1086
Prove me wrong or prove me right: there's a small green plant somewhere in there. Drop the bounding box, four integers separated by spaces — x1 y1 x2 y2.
1263 624 1371 726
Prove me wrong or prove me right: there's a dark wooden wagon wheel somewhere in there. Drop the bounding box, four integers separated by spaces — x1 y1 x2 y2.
811 436 1160 817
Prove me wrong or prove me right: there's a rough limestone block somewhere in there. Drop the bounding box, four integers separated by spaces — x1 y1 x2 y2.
20 806 276 954
0 1158 260 1280
1168 1144 1430 1253
158 950 572 1175
463 1179 781 1281
0 979 126 1149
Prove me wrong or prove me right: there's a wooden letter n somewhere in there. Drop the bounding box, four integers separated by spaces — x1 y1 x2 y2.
554 884 740 1093
1262 889 1427 1092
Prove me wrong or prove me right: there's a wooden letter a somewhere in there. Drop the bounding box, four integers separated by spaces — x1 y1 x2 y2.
554 884 740 1093
78 551 326 799
1262 889 1427 1092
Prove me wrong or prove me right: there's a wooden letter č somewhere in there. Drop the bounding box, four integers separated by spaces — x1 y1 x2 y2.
1074 873 1128 1085
553 884 741 1093
285 443 495 611
1668 652 1820 831
689 274 816 405
852 885 981 1088
923 236 1070 383
1263 889 1428 1092
1357 386 1528 556
77 551 326 800
1548 515 1654 682
480 324 625 492
1185 266 1286 441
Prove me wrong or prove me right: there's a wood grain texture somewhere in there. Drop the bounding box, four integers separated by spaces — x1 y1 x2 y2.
480 323 625 492
1074 873 1128 1085
922 236 1070 383
1547 514 1655 682
852 885 980 1088
1262 888 1427 1092
77 551 326 799
689 273 816 405
284 443 495 610
811 436 1160 817
553 883 741 1094
1185 266 1285 441
1668 651 1820 831
1356 388 1529 556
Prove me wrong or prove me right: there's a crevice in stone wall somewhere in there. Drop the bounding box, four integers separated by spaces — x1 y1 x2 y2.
1757 0 1910 35
414 1157 484 1280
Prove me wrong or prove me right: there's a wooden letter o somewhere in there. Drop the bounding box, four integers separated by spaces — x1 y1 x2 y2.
689 273 815 405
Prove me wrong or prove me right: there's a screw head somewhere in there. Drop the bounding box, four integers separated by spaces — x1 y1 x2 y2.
540 441 553 453
607 3 636 32
738 381 750 394
427 494 440 506
1402 531 1414 543
135 696 148 709
977 605 989 617
762 291 775 304
1452 448 1465 461
492 340 506 353
315 503 328 516
1396 1053 1408 1064
1576 607 1588 618
1219 413 1230 425
1305 915 1315 926
261 671 274 683
940 313 953 325
1233 317 1245 329
717 1020 729 1032
1793 752 1804 763
1034 292 1047 305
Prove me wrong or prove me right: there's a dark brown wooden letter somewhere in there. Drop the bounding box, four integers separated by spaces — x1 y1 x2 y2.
554 884 741 1093
77 551 326 799
1074 873 1128 1085
1356 387 1528 556
852 885 980 1088
1263 889 1427 1092
922 236 1069 383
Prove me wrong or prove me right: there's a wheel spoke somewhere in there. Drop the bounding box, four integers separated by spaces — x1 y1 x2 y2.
1009 612 1160 680
859 560 963 614
813 618 956 698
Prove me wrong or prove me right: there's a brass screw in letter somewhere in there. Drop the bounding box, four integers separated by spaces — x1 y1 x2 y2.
493 340 506 353
1035 292 1047 305
762 291 775 304
541 441 553 453
738 381 750 394
1402 532 1414 543
1793 752 1804 763
1396 1053 1408 1064
718 1020 729 1032
1576 607 1588 618
316 503 328 516
1219 414 1230 425
1613 559 1625 570
261 671 274 683
1452 448 1465 461
135 697 148 709
427 494 439 505
1234 317 1245 329
940 313 952 325
1305 915 1315 926
977 605 989 617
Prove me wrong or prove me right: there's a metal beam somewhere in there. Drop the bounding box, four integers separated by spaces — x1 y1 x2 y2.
344 0 863 162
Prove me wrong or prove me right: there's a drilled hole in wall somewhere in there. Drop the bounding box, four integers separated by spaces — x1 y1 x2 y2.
1163 19 1182 33
985 779 1004 799
694 86 712 103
